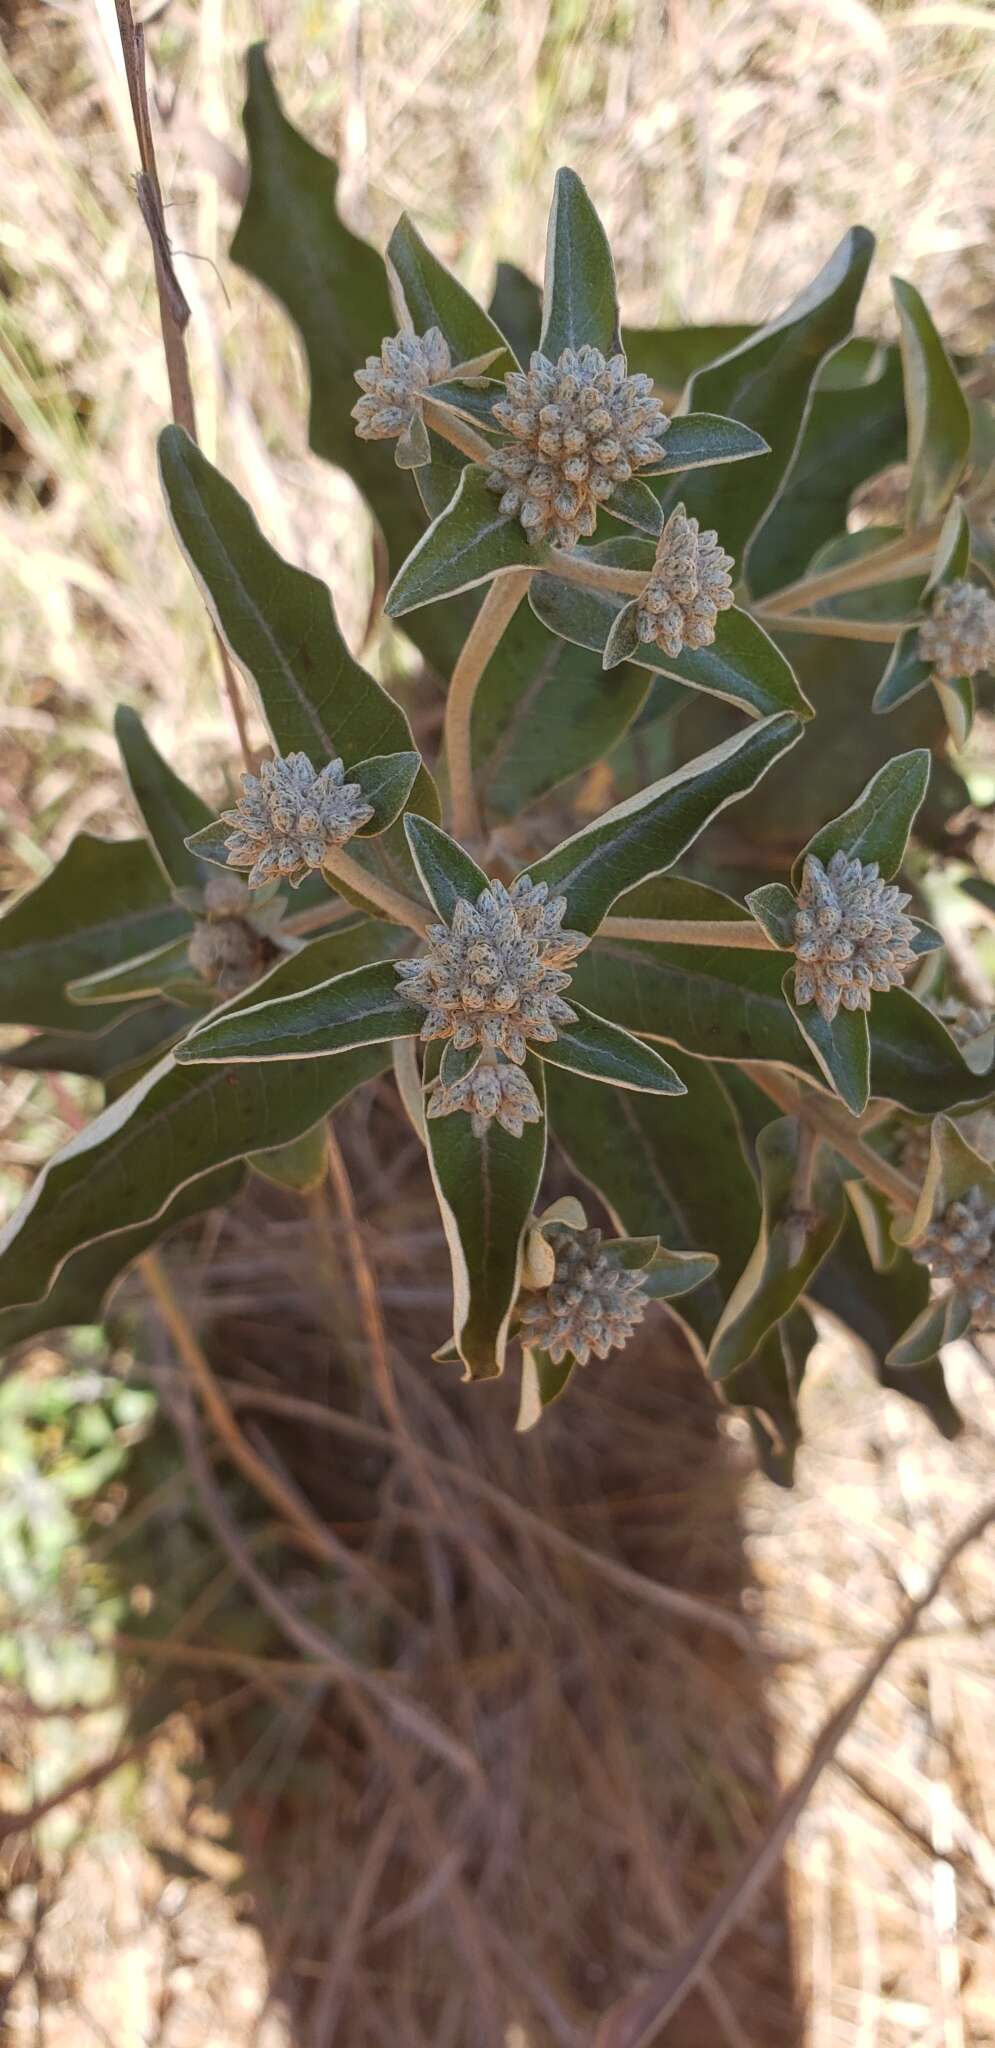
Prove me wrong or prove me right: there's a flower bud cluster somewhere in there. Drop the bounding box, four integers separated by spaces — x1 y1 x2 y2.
486 346 669 550
911 1185 995 1329
792 850 917 1023
518 1224 648 1365
222 753 373 889
186 874 278 998
427 1048 541 1139
351 327 452 441
396 875 587 1066
634 506 734 657
919 579 995 683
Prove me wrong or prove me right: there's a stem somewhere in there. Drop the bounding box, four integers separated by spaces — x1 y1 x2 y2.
743 1064 918 1212
754 612 906 643
755 535 936 619
548 547 647 595
421 394 496 466
321 845 430 935
443 568 533 844
599 915 774 949
783 1123 819 1267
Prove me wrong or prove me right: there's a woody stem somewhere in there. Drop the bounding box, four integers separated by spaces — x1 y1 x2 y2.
443 569 534 846
320 847 430 936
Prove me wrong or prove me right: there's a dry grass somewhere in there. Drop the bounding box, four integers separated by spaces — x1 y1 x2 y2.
4 2 995 2044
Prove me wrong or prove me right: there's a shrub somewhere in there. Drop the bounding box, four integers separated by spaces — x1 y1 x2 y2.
3 47 995 1481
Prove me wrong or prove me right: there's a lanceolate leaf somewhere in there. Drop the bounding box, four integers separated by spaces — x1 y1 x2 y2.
808 1209 960 1438
793 748 931 884
642 411 770 477
893 276 971 531
746 882 797 949
113 707 214 892
655 227 875 575
488 261 542 370
1 1004 199 1087
69 936 204 1009
885 1288 972 1370
873 627 932 715
385 466 543 616
0 835 188 1033
0 924 394 1315
176 957 419 1065
403 814 487 922
623 323 754 392
529 556 811 720
537 1003 684 1094
724 1311 817 1488
249 1121 329 1192
783 971 871 1117
526 712 802 934
539 167 620 363
350 752 423 834
0 1163 245 1354
387 214 515 372
707 1118 847 1380
425 1046 547 1379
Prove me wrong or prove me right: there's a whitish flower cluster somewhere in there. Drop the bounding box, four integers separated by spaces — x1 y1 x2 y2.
222 753 373 889
396 876 587 1064
635 506 734 657
486 346 669 550
911 1186 995 1329
187 874 277 998
518 1224 648 1365
792 851 918 1023
427 1049 541 1139
351 327 452 441
919 579 995 682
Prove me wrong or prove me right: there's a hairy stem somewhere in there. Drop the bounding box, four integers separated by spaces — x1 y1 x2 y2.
783 1123 819 1267
421 394 496 466
321 846 430 935
743 1064 918 1212
754 534 936 618
754 612 907 643
599 915 775 949
443 568 533 844
547 547 647 595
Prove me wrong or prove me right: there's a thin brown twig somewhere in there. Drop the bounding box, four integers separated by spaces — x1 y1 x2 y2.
594 1491 995 2048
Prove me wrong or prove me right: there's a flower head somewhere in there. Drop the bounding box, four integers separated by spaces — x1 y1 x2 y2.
396 874 587 1064
221 752 374 889
427 1049 542 1139
352 327 452 442
634 505 734 657
518 1223 648 1365
792 850 917 1023
911 1185 995 1329
919 579 995 682
486 346 669 550
186 874 279 998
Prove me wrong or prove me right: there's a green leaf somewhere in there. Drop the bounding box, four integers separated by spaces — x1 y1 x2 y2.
539 167 620 362
526 712 803 934
893 1112 995 1250
724 1311 816 1488
0 835 188 1033
1 1004 197 1086
403 814 487 921
386 213 515 371
159 427 425 774
537 1002 684 1094
425 1046 547 1379
872 626 933 714
68 936 203 1009
708 1117 847 1380
229 46 471 675
0 1164 244 1354
176 957 417 1065
783 969 871 1115
623 323 753 392
745 882 796 949
350 752 422 835
793 748 931 884
0 924 394 1315
935 673 975 747
925 494 973 593
655 228 874 575
642 411 770 477
749 343 906 599
516 1346 577 1429
488 261 542 370
113 707 214 892
385 466 542 616
807 1206 962 1438
608 477 664 536
249 1121 329 1191
182 821 234 873
885 1288 972 1370
893 276 971 530
530 561 812 720
546 1051 760 1349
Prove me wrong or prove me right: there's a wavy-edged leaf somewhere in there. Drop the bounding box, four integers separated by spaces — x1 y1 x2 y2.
386 213 515 372
793 748 931 884
0 1163 245 1354
530 558 812 720
516 1346 577 1430
350 751 423 834
655 227 875 575
537 1002 684 1094
526 712 803 934
182 821 234 873
425 1045 547 1380
724 1310 817 1488
69 936 203 1010
0 924 394 1316
893 276 971 530
385 466 542 615
885 1287 972 1370
623 323 753 392
642 411 770 477
893 1112 995 1252
113 707 214 892
0 835 187 1033
403 814 487 922
539 166 619 362
176 956 418 1065
248 1121 329 1191
707 1118 847 1380
546 1051 760 1349
783 969 871 1116
0 1004 198 1086
488 261 542 370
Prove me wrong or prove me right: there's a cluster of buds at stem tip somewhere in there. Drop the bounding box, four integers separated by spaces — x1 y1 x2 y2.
221 752 374 889
351 327 451 442
426 1047 542 1139
486 346 669 550
791 849 918 1023
186 873 283 998
396 876 587 1069
518 1223 649 1365
919 579 995 682
911 1186 995 1329
633 504 734 657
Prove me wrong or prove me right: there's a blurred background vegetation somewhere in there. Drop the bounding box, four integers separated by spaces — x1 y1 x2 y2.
3 3 995 2043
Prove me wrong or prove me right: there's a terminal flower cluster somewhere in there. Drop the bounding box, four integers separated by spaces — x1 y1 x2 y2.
396 875 587 1065
911 1186 995 1330
919 579 995 682
222 752 373 889
486 345 669 550
518 1224 649 1364
792 850 918 1023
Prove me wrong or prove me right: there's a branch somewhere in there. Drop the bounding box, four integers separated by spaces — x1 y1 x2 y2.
599 915 773 949
594 1490 995 2048
442 568 533 844
743 1063 918 1212
421 394 496 466
753 612 906 643
320 845 431 935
